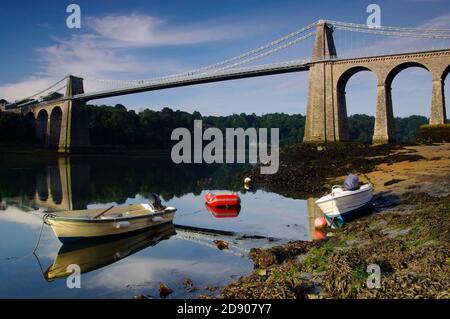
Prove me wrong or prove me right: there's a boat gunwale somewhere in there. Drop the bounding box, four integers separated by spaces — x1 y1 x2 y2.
315 184 373 204
46 209 175 224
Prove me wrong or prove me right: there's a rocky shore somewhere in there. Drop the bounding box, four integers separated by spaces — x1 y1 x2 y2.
221 143 450 299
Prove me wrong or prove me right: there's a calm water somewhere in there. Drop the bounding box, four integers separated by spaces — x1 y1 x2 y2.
0 155 322 298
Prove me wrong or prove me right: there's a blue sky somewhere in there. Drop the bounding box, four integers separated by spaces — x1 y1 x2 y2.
0 0 449 117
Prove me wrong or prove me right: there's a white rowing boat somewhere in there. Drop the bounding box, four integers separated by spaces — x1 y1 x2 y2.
44 203 176 243
315 183 373 228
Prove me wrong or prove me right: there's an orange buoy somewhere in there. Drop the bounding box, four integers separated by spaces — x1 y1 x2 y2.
313 230 326 241
314 216 328 230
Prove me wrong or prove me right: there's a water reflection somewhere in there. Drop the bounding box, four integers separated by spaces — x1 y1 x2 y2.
205 204 241 218
0 155 327 298
307 197 326 240
42 223 176 282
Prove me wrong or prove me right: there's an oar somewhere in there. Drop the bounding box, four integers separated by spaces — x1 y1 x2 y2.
93 206 114 219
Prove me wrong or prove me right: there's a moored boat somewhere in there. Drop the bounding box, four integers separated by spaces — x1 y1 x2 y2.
204 192 241 207
315 181 373 228
44 203 176 243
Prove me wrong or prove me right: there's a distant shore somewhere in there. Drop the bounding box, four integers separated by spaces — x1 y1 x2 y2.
220 143 450 299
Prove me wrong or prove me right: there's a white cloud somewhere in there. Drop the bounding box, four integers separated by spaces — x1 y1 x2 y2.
0 13 255 101
86 14 244 47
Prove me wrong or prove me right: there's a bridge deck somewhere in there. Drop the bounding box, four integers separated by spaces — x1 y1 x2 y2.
72 60 310 102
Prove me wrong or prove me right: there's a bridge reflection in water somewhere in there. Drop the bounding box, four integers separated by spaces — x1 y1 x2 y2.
34 157 90 211
33 157 90 212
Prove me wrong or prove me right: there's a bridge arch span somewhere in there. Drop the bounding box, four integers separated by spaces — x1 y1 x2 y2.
336 66 378 142
36 109 48 146
441 64 450 81
49 107 63 148
385 62 430 88
24 112 36 135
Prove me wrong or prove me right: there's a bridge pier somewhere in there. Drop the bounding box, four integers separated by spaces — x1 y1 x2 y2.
430 77 446 125
373 82 394 144
27 76 90 153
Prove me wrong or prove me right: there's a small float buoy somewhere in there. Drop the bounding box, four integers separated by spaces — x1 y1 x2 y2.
313 230 326 241
314 217 328 230
244 177 252 184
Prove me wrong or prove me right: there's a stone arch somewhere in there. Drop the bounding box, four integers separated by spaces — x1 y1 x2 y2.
336 66 378 141
49 107 63 148
36 109 48 146
385 61 430 88
48 165 62 205
24 112 36 139
442 64 450 81
441 64 450 124
35 168 49 201
386 61 433 132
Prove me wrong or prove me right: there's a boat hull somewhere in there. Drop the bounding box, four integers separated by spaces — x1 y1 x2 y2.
47 210 175 243
315 184 373 215
323 200 373 228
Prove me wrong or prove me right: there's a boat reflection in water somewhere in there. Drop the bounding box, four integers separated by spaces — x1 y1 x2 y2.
205 204 241 218
43 223 176 282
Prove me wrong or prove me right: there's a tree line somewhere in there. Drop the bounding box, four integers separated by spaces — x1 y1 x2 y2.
0 104 432 147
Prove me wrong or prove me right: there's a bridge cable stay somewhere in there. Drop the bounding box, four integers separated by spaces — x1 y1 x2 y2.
328 20 450 39
79 23 317 90
21 76 68 102
15 20 450 103
329 19 450 59
326 20 450 34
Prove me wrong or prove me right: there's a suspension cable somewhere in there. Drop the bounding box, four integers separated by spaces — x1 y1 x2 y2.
23 76 68 101
327 20 450 34
80 23 317 86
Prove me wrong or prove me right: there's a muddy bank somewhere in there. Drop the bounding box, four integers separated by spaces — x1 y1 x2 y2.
236 142 424 198
222 192 450 299
222 143 449 299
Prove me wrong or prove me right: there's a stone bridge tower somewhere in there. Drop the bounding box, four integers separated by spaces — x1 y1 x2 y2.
28 75 90 153
304 21 345 143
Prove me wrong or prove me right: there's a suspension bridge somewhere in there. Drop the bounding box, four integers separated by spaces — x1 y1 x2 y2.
4 19 450 152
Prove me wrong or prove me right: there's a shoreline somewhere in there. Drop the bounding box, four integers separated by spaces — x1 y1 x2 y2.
220 143 450 299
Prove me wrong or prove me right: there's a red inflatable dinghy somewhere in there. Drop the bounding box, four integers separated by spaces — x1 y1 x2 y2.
205 192 241 207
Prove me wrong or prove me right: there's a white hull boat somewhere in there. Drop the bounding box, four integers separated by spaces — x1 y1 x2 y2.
44 203 176 243
315 183 373 228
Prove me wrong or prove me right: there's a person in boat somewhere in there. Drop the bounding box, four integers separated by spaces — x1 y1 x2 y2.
149 192 166 210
